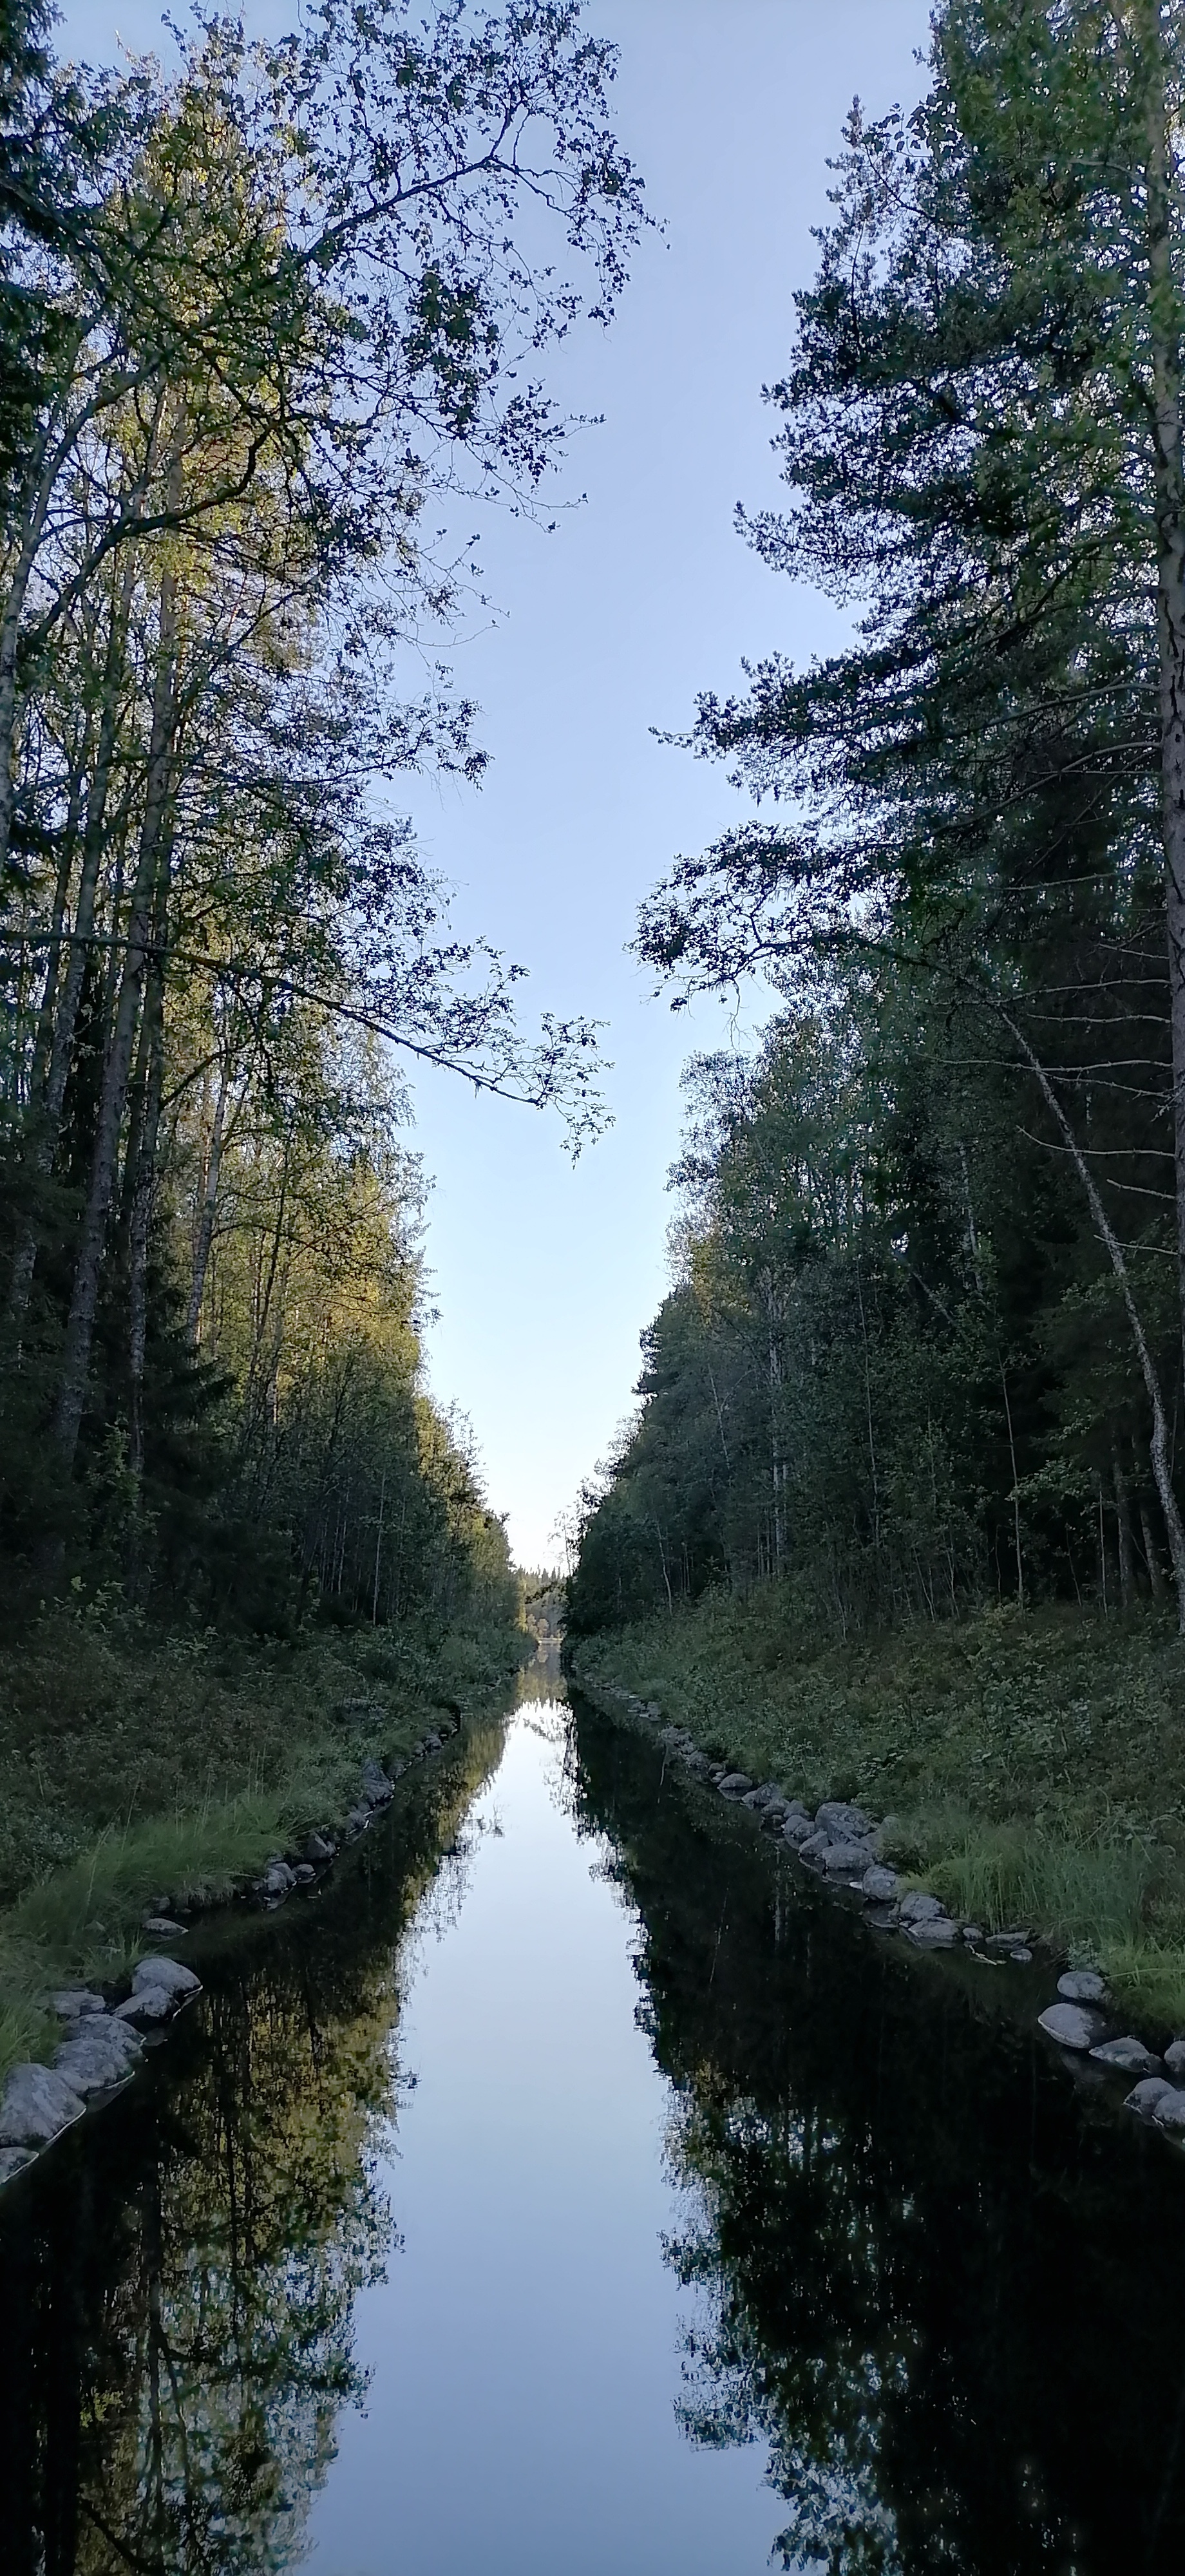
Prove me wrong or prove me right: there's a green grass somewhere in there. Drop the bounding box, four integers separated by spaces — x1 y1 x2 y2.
0 1595 526 2081
570 1589 1185 2031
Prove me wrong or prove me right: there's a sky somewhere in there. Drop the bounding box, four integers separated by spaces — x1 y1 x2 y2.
61 0 933 1567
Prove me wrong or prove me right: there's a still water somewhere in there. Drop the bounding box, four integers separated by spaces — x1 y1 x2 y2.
3 1678 1185 2573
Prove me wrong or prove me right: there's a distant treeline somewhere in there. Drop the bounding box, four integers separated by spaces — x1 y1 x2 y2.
569 1 1185 1642
0 1 641 1633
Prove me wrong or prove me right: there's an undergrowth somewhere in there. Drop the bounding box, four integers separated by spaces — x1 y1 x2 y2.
569 1589 1185 2027
0 1593 524 2080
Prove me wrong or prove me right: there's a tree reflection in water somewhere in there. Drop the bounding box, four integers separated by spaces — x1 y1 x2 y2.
0 1720 506 2576
567 1695 1185 2576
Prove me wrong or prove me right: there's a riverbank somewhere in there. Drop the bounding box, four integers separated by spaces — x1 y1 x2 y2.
567 1590 1185 2024
0 1596 524 2080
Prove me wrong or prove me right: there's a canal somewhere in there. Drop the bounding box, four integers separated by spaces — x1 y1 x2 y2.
3 1675 1185 2572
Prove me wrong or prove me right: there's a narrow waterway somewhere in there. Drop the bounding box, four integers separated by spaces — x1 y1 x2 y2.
4 1676 1185 2573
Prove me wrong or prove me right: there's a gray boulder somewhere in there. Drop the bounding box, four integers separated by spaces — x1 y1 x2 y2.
1038 2002 1105 2052
55 2020 142 2096
907 1916 960 1948
743 1784 784 1813
781 1812 815 1848
344 1806 371 1837
1125 2076 1176 2120
815 1800 874 1842
51 1988 105 2021
1164 2039 1185 2079
114 1985 172 2025
898 1891 946 1926
820 1840 877 1877
142 1916 186 1937
292 1862 316 1886
0 2146 34 2184
305 1831 336 1865
254 1862 293 1905
133 1956 201 2002
1057 1969 1107 2004
717 1774 754 1798
1153 2089 1185 2134
0 2062 85 2146
1009 1946 1034 1964
361 1759 393 1806
862 1864 898 1903
985 1928 1031 1953
1090 2034 1163 2078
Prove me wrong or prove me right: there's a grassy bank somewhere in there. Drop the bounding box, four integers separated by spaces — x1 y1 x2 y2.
0 1595 524 2079
568 1589 1185 2027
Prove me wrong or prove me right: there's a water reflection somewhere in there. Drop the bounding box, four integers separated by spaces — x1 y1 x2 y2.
4 1689 1185 2574
0 1719 506 2576
567 1694 1185 2574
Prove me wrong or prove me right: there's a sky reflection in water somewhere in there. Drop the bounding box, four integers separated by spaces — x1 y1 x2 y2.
5 1683 1185 2573
301 1696 784 2575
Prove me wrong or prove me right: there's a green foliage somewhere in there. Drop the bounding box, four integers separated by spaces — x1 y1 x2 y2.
580 0 1185 1644
570 1587 1185 2016
0 1587 522 2074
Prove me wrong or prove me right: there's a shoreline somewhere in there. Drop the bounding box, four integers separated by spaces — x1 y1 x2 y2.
0 1700 502 2185
569 1644 1185 2147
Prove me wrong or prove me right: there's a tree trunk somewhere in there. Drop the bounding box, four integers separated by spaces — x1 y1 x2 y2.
1112 1441 1135 1609
1141 1491 1168 1601
52 552 179 1466
7 564 137 1327
185 1048 232 1347
1140 8 1185 1385
1001 1008 1185 1629
128 906 167 1484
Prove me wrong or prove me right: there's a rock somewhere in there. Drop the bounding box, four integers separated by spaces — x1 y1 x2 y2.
1038 2002 1106 2052
305 1832 336 1865
906 1916 960 1948
254 1863 294 1905
744 1783 789 1814
1164 2039 1185 2079
862 1864 898 1903
1153 2089 1185 2134
898 1892 946 1925
1125 2076 1176 2119
985 1928 1031 1953
345 1806 370 1837
423 1733 442 1752
360 1760 393 1806
114 1986 173 2025
51 1988 105 2020
1090 2035 1164 2078
141 1916 186 1937
820 1840 877 1877
961 1924 984 1947
55 2019 142 2096
0 2062 85 2146
133 1956 201 2001
0 2146 35 2184
717 1773 754 1798
781 1812 816 1848
1057 1969 1107 2004
815 1800 875 1842
292 1862 316 1885
1009 1946 1034 1965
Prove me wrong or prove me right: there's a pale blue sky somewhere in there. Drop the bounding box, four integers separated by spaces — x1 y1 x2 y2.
64 0 931 1564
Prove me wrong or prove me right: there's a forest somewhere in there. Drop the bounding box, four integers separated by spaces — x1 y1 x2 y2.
569 0 1185 1651
0 0 640 1644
